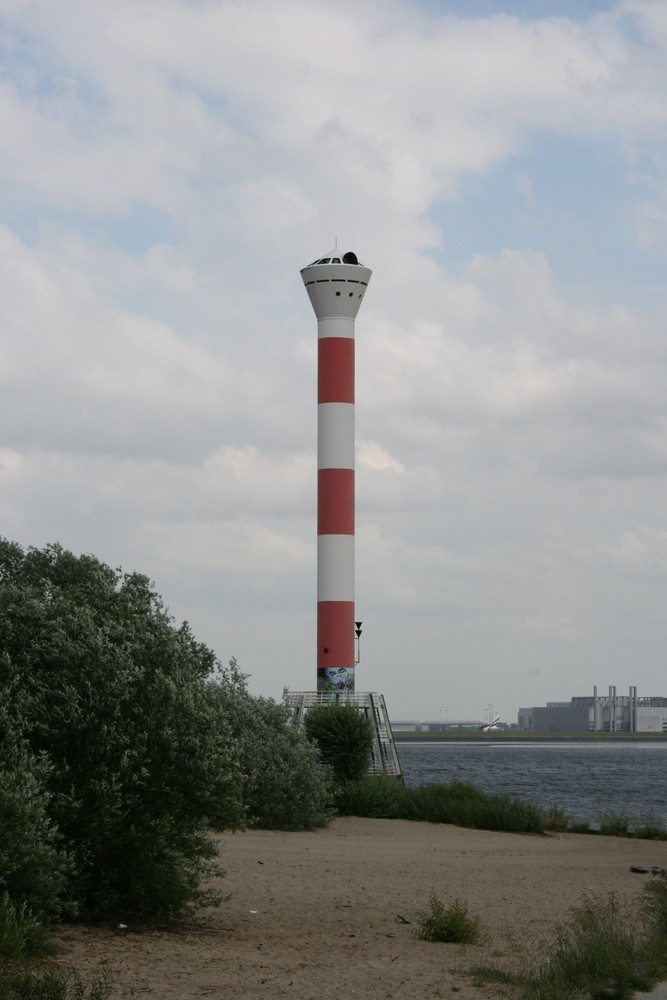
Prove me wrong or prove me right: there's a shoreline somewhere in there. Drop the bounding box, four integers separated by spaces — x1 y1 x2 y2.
393 730 667 743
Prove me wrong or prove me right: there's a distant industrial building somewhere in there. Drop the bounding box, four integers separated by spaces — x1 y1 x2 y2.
518 686 667 733
392 719 486 732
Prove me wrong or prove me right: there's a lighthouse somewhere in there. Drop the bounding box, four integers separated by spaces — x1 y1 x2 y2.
301 248 372 693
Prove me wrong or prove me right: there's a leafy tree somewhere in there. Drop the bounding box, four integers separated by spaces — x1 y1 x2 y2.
0 539 246 921
304 703 374 783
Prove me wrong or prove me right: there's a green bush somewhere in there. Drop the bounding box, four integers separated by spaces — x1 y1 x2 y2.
0 538 335 921
304 703 374 783
415 892 483 944
0 719 70 921
209 665 334 831
0 539 248 922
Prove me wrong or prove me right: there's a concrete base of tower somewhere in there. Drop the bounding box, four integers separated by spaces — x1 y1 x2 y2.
285 690 402 778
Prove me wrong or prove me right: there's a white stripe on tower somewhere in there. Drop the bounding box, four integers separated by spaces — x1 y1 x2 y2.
301 249 372 693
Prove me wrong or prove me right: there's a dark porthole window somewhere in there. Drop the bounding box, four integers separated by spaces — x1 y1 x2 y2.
335 291 341 296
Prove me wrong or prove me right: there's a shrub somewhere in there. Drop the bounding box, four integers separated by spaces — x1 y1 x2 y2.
0 539 247 922
208 666 334 831
0 538 338 922
304 703 374 783
0 719 70 921
415 892 483 944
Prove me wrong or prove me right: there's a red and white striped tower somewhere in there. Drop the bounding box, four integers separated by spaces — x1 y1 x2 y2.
301 248 372 693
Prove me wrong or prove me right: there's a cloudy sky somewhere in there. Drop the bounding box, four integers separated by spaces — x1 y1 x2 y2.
1 0 666 723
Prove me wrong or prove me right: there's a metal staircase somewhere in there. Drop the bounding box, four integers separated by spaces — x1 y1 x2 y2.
286 690 402 777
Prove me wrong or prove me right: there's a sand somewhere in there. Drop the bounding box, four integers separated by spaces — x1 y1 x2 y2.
51 817 667 999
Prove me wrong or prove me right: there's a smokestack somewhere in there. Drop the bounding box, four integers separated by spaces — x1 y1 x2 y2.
301 248 372 693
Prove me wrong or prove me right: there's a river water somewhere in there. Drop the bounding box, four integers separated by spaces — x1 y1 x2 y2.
395 741 667 825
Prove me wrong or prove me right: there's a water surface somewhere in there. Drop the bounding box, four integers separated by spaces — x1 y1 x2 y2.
396 741 667 824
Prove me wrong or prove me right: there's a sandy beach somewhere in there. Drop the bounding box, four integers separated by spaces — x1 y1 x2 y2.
51 817 667 999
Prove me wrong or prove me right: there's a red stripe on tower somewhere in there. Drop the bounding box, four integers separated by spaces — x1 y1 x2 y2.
317 469 354 535
301 249 372 693
318 339 354 403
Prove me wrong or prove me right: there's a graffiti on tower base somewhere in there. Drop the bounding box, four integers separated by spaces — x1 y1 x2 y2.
317 667 355 693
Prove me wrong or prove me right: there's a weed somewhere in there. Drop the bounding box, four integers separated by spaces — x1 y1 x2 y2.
597 813 632 837
0 894 50 962
543 805 572 832
461 874 667 999
415 891 483 945
519 893 661 999
568 820 593 834
642 869 667 945
1 966 112 1000
337 775 667 844
634 816 667 841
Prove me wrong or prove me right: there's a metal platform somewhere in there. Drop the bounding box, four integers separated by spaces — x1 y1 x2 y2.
286 690 402 778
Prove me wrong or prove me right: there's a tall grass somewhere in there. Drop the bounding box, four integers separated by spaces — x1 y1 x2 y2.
597 813 632 838
0 891 111 1000
336 778 548 833
0 895 50 963
1 968 112 1000
643 870 667 950
337 775 667 841
402 782 545 833
521 894 659 999
472 874 667 999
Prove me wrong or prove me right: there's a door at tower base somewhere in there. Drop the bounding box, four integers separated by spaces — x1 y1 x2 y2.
318 667 355 694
